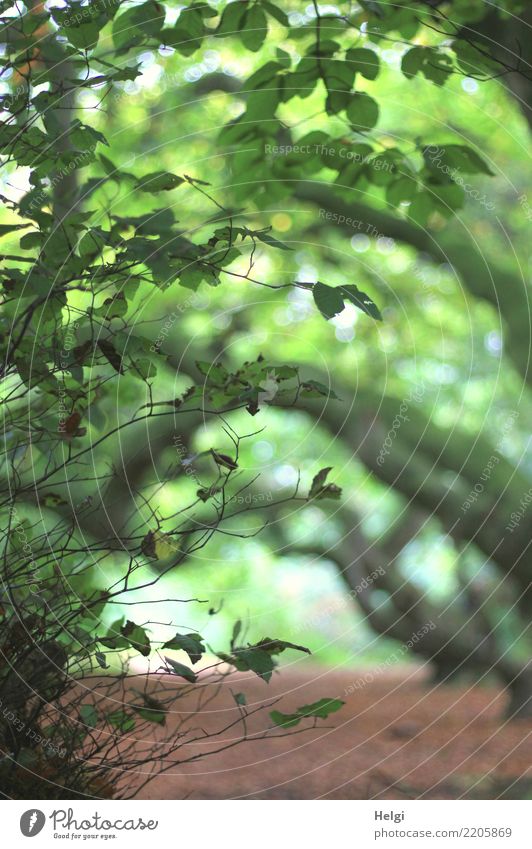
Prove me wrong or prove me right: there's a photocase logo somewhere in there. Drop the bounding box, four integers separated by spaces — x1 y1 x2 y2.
20 809 46 837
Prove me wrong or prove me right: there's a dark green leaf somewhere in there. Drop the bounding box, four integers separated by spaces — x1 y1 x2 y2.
255 638 311 656
346 92 379 132
300 380 341 400
233 647 275 681
97 339 123 373
211 449 238 470
346 47 380 80
269 710 302 728
401 46 453 86
423 144 493 176
121 620 151 657
240 5 267 51
164 656 197 682
79 704 98 728
231 619 242 651
95 651 109 670
108 710 136 732
112 1 165 50
270 697 344 727
136 171 184 192
309 467 332 498
98 617 129 650
132 693 167 725
262 1 288 26
402 46 426 79
339 285 382 321
216 0 248 36
312 281 344 320
0 223 29 238
162 632 205 665
295 697 345 719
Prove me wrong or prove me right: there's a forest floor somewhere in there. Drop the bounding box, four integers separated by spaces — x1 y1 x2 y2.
135 664 532 800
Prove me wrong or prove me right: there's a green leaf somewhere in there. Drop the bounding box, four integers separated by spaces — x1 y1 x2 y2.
408 192 436 225
196 360 229 384
162 632 205 665
312 281 344 319
19 231 43 250
233 647 275 681
346 92 379 132
429 181 465 215
93 292 128 321
78 228 106 260
97 339 123 373
339 285 382 321
132 693 167 725
255 638 311 656
316 484 342 500
345 47 380 80
136 171 183 192
108 710 136 732
451 39 500 78
245 227 292 251
109 64 142 82
269 710 302 728
386 176 417 206
313 281 380 323
270 697 344 728
140 529 177 560
240 5 268 51
99 617 129 650
423 144 494 176
162 7 205 54
243 60 283 92
219 635 311 681
95 651 109 669
0 223 29 238
401 46 425 79
121 620 151 657
309 467 342 501
231 619 242 651
79 704 99 728
421 51 453 86
284 56 320 101
164 656 197 682
218 647 276 682
262 1 288 26
401 46 453 86
298 697 345 718
64 21 101 51
300 380 340 400
50 7 106 51
112 1 165 50
309 467 332 497
99 153 118 176
13 352 57 394
211 449 238 470
216 0 248 36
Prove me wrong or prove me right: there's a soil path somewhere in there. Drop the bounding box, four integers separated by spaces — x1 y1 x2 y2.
133 664 532 800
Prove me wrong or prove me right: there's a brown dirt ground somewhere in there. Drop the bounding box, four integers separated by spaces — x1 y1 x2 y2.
132 664 532 800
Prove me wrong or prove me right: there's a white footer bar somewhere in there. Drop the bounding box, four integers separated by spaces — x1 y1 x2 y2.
6 800 530 849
